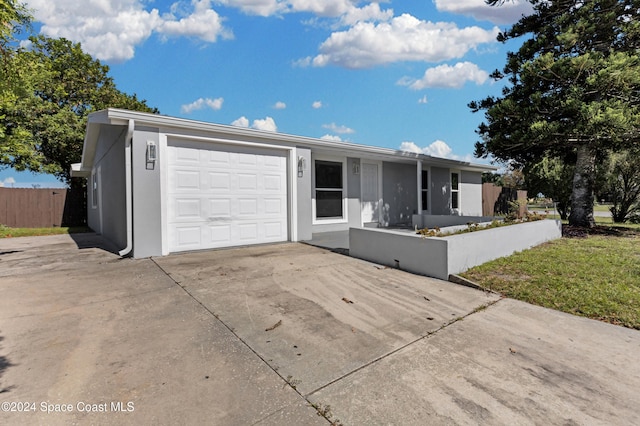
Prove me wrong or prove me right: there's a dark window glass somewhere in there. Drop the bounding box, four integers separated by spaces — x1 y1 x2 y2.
316 191 343 218
421 170 428 210
452 192 459 209
451 172 459 190
315 161 342 189
315 160 343 219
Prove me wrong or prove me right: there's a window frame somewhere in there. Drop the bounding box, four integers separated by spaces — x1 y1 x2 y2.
312 157 347 224
421 167 430 212
450 170 460 212
91 169 99 209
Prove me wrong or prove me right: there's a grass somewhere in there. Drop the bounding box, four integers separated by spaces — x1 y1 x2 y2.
461 222 640 329
0 225 91 238
528 203 612 213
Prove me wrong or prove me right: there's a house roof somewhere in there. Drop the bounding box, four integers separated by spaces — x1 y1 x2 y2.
72 108 498 176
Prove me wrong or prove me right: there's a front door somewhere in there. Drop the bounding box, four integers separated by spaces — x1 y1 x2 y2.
361 163 379 224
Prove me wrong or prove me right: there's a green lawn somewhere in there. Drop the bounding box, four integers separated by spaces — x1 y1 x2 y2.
0 225 91 238
461 223 640 329
528 203 612 213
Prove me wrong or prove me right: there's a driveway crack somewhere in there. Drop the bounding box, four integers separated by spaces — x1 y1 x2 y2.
305 296 504 398
150 258 328 421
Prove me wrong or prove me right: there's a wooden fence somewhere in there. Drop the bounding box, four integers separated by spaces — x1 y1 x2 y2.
482 183 528 217
0 185 86 228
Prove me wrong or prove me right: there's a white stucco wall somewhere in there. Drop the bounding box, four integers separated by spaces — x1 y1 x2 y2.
350 220 562 280
460 171 483 216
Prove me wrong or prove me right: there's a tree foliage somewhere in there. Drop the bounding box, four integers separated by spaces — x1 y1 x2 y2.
0 0 29 47
471 0 640 227
600 149 640 222
524 155 574 219
1 3 158 184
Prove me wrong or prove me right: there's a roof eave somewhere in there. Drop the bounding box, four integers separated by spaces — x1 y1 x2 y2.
89 108 497 173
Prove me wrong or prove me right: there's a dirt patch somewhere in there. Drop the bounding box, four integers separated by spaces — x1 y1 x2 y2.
562 225 640 238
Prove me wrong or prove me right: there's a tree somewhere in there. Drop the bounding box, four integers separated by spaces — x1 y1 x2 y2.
0 0 31 142
1 32 158 183
482 172 504 185
524 155 574 219
0 0 29 47
600 149 640 222
470 0 640 227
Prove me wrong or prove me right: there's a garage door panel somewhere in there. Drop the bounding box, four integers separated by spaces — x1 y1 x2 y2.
172 146 200 163
238 173 258 190
238 153 257 166
168 140 288 252
208 225 231 244
264 198 284 215
173 170 200 191
263 174 283 191
264 221 285 238
238 223 258 241
238 199 258 216
208 150 230 164
175 199 201 220
209 199 232 217
209 172 230 190
175 226 202 248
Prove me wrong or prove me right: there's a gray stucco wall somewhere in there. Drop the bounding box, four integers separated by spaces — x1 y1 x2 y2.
382 162 417 225
460 171 482 216
296 146 313 240
430 167 450 215
88 125 127 250
131 127 163 258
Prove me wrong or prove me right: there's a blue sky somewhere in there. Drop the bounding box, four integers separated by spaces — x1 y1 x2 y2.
1 0 533 188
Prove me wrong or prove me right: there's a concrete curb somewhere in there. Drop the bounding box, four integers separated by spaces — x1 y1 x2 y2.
448 274 499 294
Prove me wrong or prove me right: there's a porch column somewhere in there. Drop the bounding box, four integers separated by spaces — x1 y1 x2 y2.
416 159 422 212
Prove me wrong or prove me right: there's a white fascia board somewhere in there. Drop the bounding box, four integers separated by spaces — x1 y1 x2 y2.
70 162 90 178
92 108 497 173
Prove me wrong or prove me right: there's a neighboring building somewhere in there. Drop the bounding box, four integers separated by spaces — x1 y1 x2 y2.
71 109 496 258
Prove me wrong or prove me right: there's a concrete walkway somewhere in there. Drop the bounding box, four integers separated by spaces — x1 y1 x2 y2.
1 234 639 425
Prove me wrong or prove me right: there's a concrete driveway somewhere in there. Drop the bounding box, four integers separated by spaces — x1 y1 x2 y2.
1 234 639 425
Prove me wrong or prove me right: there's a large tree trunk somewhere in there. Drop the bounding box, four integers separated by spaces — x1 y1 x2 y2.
568 145 596 227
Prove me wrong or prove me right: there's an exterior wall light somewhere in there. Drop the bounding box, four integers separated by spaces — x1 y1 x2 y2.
297 156 306 177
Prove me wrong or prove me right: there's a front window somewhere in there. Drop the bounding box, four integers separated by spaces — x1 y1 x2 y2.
451 172 459 210
421 169 428 211
91 170 98 209
315 160 343 219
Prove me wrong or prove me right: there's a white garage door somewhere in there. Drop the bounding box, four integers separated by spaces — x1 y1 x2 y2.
167 140 288 252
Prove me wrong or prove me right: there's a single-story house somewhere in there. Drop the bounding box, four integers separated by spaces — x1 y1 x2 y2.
71 109 496 258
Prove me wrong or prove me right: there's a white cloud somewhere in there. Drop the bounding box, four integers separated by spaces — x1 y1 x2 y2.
312 101 323 109
322 122 354 134
434 0 533 25
0 177 16 187
337 2 394 26
215 0 286 17
418 95 428 104
159 0 233 43
23 0 233 62
273 101 287 109
232 116 278 131
320 134 343 141
308 14 499 69
231 116 250 127
399 62 489 90
181 97 224 113
220 0 392 21
251 116 278 131
400 140 475 162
